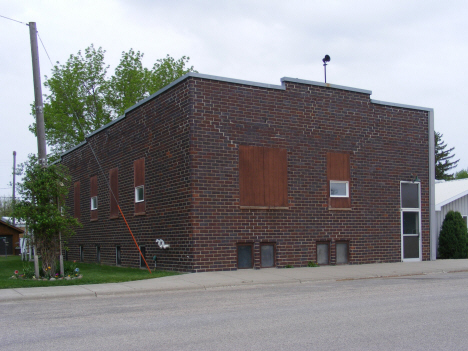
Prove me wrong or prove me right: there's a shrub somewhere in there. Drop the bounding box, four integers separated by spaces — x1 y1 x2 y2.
438 211 468 259
307 261 319 267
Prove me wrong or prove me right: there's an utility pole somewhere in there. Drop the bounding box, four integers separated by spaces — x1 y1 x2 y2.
29 21 47 278
29 22 47 165
12 151 16 227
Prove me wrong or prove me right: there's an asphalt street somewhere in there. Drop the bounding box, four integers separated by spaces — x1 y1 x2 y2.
2 271 468 351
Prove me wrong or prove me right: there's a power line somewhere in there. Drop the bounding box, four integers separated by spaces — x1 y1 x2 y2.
1 15 53 67
0 14 28 26
37 32 53 67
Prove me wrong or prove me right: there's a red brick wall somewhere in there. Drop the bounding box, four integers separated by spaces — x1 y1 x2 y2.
63 79 194 270
188 78 429 271
62 76 430 272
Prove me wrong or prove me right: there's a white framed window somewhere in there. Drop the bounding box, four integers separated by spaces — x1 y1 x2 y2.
330 181 349 197
90 196 98 210
135 185 144 203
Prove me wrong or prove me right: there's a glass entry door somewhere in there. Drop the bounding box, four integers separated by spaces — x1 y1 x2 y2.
401 182 421 261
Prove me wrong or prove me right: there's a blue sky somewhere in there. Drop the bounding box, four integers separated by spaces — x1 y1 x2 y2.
1 0 467 198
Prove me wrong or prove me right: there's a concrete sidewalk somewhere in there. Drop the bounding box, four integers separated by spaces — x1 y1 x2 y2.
2 259 468 302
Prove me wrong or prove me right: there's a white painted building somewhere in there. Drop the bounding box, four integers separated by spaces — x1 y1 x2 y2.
435 179 468 252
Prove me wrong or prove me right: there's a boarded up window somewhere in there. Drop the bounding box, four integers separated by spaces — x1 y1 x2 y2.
90 175 98 220
134 158 145 214
317 242 330 265
327 152 351 208
237 244 253 269
336 241 349 264
239 145 288 207
109 168 119 218
261 243 275 268
74 181 81 220
116 246 121 265
139 246 146 268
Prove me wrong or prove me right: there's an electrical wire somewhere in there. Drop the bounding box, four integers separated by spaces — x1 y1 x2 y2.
0 14 28 25
37 33 53 67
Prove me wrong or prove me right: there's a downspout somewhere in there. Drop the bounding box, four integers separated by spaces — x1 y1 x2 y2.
428 109 436 260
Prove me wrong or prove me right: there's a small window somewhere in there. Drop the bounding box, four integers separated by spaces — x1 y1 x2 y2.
327 152 351 208
134 158 145 214
116 246 121 265
90 196 98 210
135 185 144 203
139 246 146 268
336 242 349 264
330 181 349 197
261 243 275 267
401 183 419 209
237 244 253 269
79 245 84 262
96 246 101 263
109 168 119 218
317 242 329 265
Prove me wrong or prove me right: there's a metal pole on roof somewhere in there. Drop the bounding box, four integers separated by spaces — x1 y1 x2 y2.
322 55 330 83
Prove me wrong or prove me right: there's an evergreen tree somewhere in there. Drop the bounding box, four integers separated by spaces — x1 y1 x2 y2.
438 210 468 259
435 131 459 180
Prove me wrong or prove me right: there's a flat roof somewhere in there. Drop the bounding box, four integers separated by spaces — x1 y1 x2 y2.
60 73 432 159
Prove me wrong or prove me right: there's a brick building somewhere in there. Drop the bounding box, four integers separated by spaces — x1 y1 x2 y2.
59 73 436 272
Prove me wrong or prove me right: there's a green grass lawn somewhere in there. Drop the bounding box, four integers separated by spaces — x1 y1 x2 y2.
0 255 179 289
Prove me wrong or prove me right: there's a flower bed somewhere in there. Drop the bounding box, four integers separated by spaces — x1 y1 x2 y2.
10 260 83 281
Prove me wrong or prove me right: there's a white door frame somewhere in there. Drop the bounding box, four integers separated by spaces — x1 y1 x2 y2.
401 181 422 262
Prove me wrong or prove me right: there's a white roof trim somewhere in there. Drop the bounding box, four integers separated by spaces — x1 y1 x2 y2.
436 189 468 211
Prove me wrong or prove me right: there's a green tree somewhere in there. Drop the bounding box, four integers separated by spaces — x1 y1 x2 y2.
438 210 468 259
0 197 14 218
30 45 197 157
454 168 468 179
435 131 459 180
106 49 151 117
149 54 195 93
13 155 80 276
30 45 111 156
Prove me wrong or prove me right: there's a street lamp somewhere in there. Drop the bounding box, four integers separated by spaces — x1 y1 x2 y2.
322 55 331 83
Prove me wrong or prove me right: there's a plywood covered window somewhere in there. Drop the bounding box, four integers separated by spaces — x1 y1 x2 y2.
239 145 288 208
134 158 145 214
327 152 351 209
90 175 98 221
74 181 81 220
109 168 119 219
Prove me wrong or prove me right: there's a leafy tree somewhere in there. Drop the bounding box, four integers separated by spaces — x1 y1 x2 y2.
454 168 468 179
435 131 459 180
30 45 111 156
149 54 195 93
0 197 14 218
30 45 196 157
438 210 468 259
106 52 195 117
13 155 80 276
106 49 151 117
